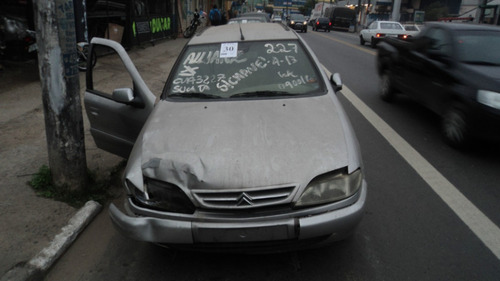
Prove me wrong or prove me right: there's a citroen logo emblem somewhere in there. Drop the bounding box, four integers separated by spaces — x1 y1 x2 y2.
236 192 253 206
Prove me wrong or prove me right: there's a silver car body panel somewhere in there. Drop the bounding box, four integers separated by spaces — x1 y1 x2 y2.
189 23 296 45
109 182 366 245
126 94 353 199
84 38 156 158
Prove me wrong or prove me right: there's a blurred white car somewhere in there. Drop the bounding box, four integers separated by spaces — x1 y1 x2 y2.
360 21 409 48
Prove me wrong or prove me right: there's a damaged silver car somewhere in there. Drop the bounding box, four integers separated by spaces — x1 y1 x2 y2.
84 23 367 252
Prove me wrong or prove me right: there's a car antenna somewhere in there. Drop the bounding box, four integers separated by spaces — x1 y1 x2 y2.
239 23 245 40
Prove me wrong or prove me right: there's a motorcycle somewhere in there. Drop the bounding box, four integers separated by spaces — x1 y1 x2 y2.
0 14 37 61
183 12 201 38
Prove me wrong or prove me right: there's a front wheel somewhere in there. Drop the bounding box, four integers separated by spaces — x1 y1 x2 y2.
360 36 365 45
183 26 195 38
441 103 470 148
379 72 396 102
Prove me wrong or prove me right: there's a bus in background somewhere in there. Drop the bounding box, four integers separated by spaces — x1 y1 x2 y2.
325 7 356 30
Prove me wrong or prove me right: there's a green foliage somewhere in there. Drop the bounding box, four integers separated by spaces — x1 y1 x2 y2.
424 2 449 21
28 163 125 208
299 0 316 16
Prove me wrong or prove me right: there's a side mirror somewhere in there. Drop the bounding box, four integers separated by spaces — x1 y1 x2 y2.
330 73 343 92
112 88 145 108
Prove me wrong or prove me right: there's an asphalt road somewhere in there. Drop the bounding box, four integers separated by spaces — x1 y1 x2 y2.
46 28 500 280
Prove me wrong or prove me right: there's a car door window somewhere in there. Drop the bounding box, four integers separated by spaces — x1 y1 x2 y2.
88 45 134 98
456 30 500 65
424 28 452 57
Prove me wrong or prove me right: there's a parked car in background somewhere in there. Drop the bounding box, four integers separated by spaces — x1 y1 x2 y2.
360 21 409 48
377 22 500 147
312 17 332 32
287 13 308 33
84 22 367 252
271 14 283 23
403 24 423 37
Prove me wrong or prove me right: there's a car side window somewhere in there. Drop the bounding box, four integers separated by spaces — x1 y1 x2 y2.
424 28 452 57
88 45 135 98
369 22 377 29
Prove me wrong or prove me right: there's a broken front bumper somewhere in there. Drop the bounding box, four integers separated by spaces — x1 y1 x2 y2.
109 182 367 248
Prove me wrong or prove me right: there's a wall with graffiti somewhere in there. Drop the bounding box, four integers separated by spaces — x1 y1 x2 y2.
86 0 177 47
132 0 177 44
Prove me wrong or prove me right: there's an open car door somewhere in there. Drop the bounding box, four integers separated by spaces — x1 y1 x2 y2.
84 38 156 158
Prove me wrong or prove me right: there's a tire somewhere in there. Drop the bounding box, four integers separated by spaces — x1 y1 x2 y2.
379 72 396 102
304 28 307 33
183 26 195 38
370 37 377 48
441 102 470 148
360 36 365 45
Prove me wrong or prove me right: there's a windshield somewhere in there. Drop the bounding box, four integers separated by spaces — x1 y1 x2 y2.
380 22 403 30
163 40 323 100
291 14 306 21
456 30 500 65
404 25 418 31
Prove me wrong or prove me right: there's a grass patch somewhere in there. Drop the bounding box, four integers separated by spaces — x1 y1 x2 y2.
28 162 125 208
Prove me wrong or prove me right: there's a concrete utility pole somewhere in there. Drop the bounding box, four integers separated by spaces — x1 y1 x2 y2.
477 0 488 23
33 0 88 191
391 0 401 21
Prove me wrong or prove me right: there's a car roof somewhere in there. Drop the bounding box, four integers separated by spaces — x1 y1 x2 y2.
240 12 271 21
375 21 402 24
188 23 297 45
424 21 500 32
228 16 265 22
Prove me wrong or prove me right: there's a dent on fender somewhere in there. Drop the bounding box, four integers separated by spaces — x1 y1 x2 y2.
141 153 207 189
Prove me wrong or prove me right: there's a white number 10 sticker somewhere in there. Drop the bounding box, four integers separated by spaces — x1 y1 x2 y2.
220 43 238 58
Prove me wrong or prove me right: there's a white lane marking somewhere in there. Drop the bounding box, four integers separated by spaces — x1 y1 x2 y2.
324 67 500 260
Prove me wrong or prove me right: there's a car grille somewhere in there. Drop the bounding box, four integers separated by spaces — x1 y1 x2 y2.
192 185 297 210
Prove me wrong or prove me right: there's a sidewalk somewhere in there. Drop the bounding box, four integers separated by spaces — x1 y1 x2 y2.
0 37 188 281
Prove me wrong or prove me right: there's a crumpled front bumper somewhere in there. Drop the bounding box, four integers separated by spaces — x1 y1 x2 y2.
109 182 367 248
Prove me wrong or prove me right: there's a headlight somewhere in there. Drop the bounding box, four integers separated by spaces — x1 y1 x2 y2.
477 90 500 110
291 20 295 24
295 169 362 208
128 177 195 214
303 21 307 25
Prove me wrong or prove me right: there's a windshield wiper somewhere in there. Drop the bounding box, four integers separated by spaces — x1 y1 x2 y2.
462 60 500 66
229 91 296 98
168 93 222 99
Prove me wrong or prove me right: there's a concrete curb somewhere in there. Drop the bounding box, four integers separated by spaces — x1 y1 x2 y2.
1 201 102 281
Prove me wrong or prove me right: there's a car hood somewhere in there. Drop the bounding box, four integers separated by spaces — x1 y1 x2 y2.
126 94 356 191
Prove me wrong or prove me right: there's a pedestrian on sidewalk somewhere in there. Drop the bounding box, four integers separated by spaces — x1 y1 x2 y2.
209 5 221 26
